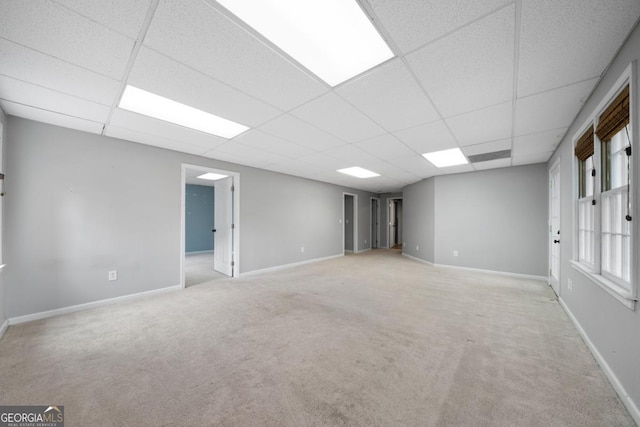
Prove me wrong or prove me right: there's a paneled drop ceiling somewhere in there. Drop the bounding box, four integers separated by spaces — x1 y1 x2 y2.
1 0 639 192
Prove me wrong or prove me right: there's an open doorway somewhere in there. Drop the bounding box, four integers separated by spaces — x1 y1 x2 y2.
387 197 403 249
343 193 357 253
371 197 380 249
181 164 240 288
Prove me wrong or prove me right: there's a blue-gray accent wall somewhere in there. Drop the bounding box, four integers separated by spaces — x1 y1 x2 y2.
185 184 214 253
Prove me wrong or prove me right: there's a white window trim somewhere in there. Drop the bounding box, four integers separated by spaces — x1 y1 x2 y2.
572 62 638 310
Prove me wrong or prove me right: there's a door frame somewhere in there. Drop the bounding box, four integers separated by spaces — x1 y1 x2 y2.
548 158 561 295
370 197 380 249
342 192 358 253
180 164 240 288
386 197 403 249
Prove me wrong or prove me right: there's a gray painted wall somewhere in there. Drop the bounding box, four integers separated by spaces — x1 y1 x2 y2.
403 165 548 277
344 195 354 251
0 107 6 328
4 117 376 318
185 184 214 253
403 178 435 262
434 165 547 275
547 21 640 417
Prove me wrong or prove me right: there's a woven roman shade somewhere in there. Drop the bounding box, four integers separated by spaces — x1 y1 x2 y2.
596 85 629 142
575 126 594 161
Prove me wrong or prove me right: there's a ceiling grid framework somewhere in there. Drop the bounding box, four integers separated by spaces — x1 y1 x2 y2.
1 0 640 193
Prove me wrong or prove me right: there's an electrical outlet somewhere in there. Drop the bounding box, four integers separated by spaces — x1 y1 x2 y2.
301 247 305 253
568 278 573 292
108 270 117 281
453 250 459 257
416 245 419 251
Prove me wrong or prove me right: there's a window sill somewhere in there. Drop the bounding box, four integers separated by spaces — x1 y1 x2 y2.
570 260 636 310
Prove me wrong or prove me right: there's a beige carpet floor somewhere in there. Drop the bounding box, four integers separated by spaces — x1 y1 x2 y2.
0 250 634 426
184 251 228 287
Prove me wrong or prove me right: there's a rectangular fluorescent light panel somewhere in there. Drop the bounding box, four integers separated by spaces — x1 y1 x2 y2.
216 0 394 86
422 148 468 168
197 173 229 181
119 85 249 139
337 167 380 178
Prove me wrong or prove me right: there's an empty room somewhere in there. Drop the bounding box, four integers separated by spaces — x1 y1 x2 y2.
0 1 639 426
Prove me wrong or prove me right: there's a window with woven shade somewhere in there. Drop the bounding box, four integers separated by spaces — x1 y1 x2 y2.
575 125 595 266
572 67 636 310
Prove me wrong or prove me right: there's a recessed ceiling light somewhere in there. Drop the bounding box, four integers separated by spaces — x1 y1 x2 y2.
197 173 229 181
422 148 468 168
119 85 249 139
337 167 380 178
216 0 394 87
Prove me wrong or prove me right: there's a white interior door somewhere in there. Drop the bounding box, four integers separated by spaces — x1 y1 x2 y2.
549 164 561 295
214 176 233 277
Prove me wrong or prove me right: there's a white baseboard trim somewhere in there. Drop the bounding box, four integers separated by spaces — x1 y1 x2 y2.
402 253 547 281
240 254 343 277
402 253 435 266
8 285 182 326
559 298 640 425
0 319 8 339
355 248 371 254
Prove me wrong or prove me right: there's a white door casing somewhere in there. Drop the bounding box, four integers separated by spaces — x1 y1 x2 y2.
214 176 234 277
549 161 561 295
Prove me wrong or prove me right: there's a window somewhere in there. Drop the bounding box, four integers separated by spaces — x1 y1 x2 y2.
575 126 595 266
573 75 635 308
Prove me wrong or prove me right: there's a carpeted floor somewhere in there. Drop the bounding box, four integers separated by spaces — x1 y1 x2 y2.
184 251 228 287
0 250 634 426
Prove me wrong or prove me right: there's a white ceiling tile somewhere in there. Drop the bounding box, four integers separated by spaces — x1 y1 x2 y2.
393 120 458 154
109 109 227 150
515 78 598 136
446 101 512 146
53 0 151 39
369 162 421 183
204 141 292 168
472 158 512 170
439 163 475 174
144 0 327 111
337 59 439 131
406 5 515 117
290 92 386 143
512 151 554 166
0 39 121 105
367 0 512 54
354 134 416 160
266 160 326 180
391 155 441 179
518 0 640 96
233 130 313 159
128 48 281 128
323 144 385 170
298 152 351 170
105 125 208 155
258 114 345 152
1 100 103 134
461 138 512 156
0 75 111 122
0 0 134 79
513 128 567 156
